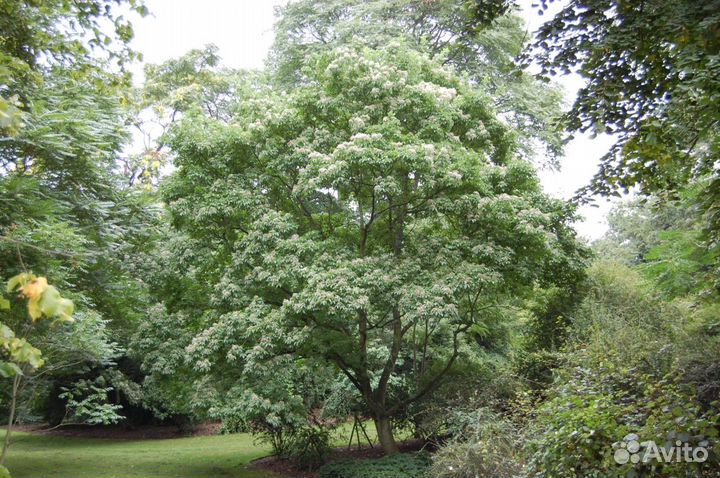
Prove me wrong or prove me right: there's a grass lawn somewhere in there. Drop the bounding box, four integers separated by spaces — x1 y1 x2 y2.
0 422 389 477
1 430 276 478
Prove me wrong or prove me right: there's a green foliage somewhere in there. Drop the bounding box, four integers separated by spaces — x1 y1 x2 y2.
0 0 161 437
124 45 247 188
58 378 124 426
526 359 720 478
271 0 565 165
525 261 720 478
593 187 718 299
157 40 587 452
429 408 522 478
530 0 720 248
284 426 332 471
317 453 431 478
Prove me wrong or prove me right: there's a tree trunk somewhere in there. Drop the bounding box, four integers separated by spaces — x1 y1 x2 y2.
374 416 399 455
0 374 20 466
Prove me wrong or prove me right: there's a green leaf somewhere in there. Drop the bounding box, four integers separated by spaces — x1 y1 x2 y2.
0 324 15 341
6 272 35 294
0 361 23 378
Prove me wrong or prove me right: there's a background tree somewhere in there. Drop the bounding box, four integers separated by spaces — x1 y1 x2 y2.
123 44 241 188
0 0 159 428
594 181 718 299
271 0 566 166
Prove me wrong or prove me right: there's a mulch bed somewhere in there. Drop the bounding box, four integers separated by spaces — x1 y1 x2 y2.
14 421 222 439
250 438 427 478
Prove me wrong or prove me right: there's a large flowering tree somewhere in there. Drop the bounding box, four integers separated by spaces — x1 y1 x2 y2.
160 44 586 453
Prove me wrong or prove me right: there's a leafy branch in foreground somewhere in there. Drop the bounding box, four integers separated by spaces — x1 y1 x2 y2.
0 272 74 471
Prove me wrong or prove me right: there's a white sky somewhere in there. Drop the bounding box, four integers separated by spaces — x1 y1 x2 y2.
128 0 622 241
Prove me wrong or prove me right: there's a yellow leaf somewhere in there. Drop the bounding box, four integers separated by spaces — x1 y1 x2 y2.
21 277 47 300
28 299 42 321
38 285 61 317
55 298 75 323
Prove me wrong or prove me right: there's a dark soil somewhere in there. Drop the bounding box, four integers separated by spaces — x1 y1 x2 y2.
14 421 222 439
250 438 427 478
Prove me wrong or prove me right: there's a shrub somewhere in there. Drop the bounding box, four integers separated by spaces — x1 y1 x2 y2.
525 261 720 478
525 359 720 478
429 408 523 478
58 378 124 426
316 453 430 478
219 415 247 434
284 426 331 470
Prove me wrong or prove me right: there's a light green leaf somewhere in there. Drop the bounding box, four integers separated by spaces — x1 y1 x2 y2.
6 272 35 294
0 361 22 378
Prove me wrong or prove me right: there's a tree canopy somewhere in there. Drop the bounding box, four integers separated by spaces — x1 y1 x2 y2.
156 42 587 453
529 1 720 236
271 0 566 165
4 2 718 477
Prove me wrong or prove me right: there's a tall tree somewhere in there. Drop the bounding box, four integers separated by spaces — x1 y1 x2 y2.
0 0 156 427
594 181 718 298
123 45 238 188
161 44 586 453
271 0 566 166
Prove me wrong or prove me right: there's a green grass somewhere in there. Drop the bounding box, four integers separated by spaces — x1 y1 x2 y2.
0 421 401 477
0 430 276 478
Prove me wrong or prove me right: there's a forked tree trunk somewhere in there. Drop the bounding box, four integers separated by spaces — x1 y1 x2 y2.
374 416 399 455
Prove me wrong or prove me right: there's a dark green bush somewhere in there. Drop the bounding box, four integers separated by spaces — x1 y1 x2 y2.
316 453 430 478
284 426 331 470
525 263 720 478
525 358 720 478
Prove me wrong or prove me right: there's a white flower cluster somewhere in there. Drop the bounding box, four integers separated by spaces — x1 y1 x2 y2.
517 207 552 224
414 81 457 102
348 115 368 132
465 123 488 141
325 47 409 94
335 141 363 154
351 132 383 141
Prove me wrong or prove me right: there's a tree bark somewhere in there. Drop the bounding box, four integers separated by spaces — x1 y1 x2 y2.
373 415 399 455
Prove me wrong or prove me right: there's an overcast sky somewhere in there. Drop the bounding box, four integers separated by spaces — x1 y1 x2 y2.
128 0 620 241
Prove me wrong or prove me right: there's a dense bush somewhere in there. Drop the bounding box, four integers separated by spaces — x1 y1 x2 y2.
526 357 719 478
284 426 332 471
316 453 430 478
524 262 720 478
429 408 522 478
